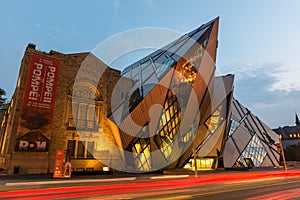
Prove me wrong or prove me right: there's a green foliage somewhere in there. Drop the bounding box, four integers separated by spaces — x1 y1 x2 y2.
0 88 6 107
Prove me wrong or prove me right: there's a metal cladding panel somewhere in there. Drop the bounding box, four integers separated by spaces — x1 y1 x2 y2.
107 118 123 150
246 114 266 141
231 125 253 151
212 76 234 109
230 101 240 122
251 115 280 166
224 98 280 168
202 75 234 123
259 118 280 144
260 155 272 167
198 120 227 157
261 142 280 167
223 138 242 167
119 83 169 149
204 17 219 64
234 100 249 118
174 20 220 168
108 18 220 172
177 123 209 167
177 75 234 168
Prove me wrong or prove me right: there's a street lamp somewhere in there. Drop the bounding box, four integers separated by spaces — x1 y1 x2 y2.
279 134 288 171
191 124 198 177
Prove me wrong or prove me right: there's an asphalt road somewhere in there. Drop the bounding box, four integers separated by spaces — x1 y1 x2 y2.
0 169 300 199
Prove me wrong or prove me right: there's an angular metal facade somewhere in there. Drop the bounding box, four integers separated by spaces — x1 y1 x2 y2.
108 17 280 172
177 75 234 169
223 99 280 168
108 18 220 172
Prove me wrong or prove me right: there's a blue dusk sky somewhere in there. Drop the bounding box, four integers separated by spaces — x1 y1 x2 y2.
0 1 300 128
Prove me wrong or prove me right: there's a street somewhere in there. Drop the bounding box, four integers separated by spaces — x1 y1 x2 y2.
0 169 300 199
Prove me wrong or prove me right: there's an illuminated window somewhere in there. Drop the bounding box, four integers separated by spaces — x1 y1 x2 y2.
180 130 193 144
236 134 267 167
174 39 207 87
155 90 181 159
290 134 293 138
130 126 151 171
183 158 215 170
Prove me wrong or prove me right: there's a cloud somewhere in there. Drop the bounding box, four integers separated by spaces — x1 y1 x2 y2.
270 66 300 92
221 62 300 92
220 62 300 128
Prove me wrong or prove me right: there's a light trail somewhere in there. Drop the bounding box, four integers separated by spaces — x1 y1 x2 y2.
0 169 300 199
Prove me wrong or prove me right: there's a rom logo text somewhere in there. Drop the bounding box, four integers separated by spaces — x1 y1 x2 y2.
18 140 47 151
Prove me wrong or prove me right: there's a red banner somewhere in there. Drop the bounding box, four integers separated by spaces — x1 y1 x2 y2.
53 150 64 178
15 54 60 152
23 53 60 113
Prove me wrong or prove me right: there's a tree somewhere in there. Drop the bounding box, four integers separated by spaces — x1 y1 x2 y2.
0 88 7 108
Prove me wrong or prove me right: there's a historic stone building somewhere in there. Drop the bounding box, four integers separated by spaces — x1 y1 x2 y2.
273 114 300 163
0 44 125 174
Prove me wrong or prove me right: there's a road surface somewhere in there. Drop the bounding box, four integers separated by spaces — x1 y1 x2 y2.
0 169 299 199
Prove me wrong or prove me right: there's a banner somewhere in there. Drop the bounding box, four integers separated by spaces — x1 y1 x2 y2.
15 54 60 152
64 161 72 178
53 149 64 178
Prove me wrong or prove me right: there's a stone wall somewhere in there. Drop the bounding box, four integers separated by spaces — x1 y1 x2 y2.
1 45 124 174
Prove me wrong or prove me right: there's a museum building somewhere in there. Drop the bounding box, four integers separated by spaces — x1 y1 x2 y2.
0 18 280 174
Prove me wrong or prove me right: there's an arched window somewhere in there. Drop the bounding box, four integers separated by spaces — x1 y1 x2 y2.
65 82 102 130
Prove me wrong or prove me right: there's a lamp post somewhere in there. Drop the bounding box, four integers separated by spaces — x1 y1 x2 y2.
279 134 288 171
191 124 198 177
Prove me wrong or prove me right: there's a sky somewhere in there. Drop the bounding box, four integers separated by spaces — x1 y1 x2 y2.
0 0 300 128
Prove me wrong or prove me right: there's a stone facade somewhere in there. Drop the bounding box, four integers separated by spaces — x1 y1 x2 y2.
0 44 124 174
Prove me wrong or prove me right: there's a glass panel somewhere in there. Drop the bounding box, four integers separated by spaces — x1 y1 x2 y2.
132 138 151 171
155 90 181 159
236 134 267 167
130 125 151 171
156 57 176 78
205 100 227 134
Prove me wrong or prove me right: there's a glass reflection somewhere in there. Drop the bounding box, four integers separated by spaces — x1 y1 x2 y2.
235 134 267 167
155 90 181 159
205 100 227 133
131 126 151 171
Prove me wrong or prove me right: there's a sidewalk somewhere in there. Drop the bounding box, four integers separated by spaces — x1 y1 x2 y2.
0 166 299 182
